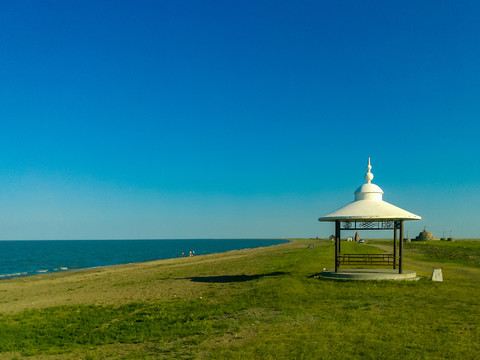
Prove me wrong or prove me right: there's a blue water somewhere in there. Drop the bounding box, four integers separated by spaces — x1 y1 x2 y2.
0 239 288 279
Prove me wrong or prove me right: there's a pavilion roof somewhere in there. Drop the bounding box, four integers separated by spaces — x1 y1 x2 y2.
318 158 421 222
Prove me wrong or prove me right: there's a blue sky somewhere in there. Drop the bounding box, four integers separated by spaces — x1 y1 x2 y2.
0 1 479 239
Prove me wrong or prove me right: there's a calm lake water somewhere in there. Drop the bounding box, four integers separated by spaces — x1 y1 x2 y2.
0 239 288 279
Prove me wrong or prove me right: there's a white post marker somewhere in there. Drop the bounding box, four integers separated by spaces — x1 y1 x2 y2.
431 268 443 282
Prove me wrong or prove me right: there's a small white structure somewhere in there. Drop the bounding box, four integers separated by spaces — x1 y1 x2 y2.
319 158 421 274
431 268 443 281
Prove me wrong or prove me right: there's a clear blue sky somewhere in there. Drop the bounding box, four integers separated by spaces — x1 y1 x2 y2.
1 1 479 239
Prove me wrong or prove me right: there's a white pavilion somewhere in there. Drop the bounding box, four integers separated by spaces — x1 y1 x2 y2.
318 158 421 278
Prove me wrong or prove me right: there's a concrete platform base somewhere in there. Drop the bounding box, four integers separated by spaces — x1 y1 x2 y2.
321 268 420 281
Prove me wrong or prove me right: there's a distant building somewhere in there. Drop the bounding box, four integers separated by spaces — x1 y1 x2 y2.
413 227 438 241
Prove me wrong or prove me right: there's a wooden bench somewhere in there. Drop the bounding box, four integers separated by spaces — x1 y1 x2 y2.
338 253 395 266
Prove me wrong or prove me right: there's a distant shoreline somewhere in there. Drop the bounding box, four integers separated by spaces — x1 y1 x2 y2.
0 238 290 280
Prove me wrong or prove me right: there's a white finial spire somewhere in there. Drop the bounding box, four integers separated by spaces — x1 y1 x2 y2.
365 157 374 183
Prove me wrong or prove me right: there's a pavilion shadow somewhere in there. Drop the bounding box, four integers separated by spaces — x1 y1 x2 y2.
187 271 287 283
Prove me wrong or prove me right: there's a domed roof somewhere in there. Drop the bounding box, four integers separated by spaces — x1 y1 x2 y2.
354 183 384 200
319 158 421 222
414 227 437 241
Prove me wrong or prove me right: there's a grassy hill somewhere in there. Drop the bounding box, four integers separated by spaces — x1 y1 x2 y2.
0 239 479 359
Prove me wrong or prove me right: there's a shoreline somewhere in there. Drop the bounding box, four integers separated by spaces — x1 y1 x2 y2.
0 238 297 314
0 238 290 281
0 238 291 282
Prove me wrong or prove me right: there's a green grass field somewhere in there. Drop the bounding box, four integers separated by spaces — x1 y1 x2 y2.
0 239 479 359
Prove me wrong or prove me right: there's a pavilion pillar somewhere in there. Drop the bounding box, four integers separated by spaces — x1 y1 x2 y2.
335 220 340 273
399 220 404 274
338 225 341 253
393 222 397 270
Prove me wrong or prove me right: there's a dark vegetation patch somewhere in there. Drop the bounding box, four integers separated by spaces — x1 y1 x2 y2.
0 300 243 356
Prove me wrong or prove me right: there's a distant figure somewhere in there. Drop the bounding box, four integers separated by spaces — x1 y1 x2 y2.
181 252 184 257
189 251 193 257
